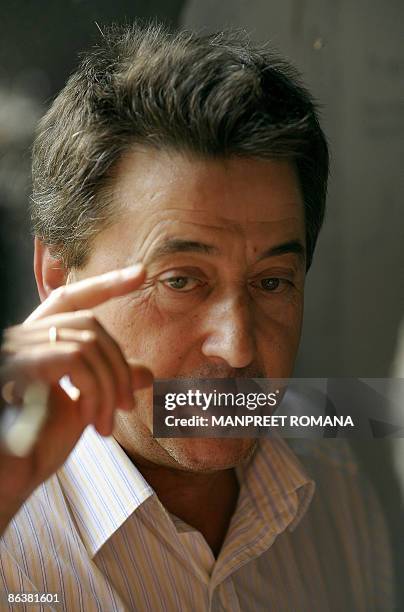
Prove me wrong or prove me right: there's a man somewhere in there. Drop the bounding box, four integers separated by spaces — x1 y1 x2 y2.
0 23 394 610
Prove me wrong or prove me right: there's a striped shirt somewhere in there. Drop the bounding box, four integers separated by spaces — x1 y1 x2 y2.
0 429 395 611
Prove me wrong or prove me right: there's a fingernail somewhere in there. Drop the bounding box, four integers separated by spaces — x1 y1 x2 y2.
119 264 144 279
117 392 135 412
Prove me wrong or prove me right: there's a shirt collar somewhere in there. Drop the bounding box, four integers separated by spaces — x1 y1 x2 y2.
213 436 316 586
57 425 154 558
238 435 315 532
58 427 314 560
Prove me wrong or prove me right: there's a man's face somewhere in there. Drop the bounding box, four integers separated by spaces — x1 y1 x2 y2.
73 148 306 472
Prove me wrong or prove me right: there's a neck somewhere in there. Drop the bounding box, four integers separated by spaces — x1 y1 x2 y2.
130 455 240 558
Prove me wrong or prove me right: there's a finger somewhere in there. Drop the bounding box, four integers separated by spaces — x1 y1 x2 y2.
8 320 135 412
128 361 154 391
41 330 119 435
4 344 101 428
24 263 146 323
66 331 120 435
3 343 154 415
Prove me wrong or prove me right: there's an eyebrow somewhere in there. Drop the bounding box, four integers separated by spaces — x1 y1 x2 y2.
146 237 305 264
256 240 306 263
147 239 219 264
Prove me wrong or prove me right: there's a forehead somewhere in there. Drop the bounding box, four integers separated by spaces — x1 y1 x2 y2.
112 147 304 229
85 147 306 271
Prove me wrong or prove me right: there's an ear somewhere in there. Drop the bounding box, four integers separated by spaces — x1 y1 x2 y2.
34 237 69 302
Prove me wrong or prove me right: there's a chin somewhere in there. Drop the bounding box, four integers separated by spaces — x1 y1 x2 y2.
158 437 258 472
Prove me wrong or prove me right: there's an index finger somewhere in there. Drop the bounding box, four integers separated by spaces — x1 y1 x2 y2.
25 264 146 324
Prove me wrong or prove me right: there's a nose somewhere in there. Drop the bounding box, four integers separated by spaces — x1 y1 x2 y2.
200 291 256 369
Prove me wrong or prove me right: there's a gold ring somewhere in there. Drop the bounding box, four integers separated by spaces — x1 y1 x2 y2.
48 326 58 344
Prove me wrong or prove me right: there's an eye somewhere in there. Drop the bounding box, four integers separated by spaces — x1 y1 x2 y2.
160 276 200 292
253 277 291 293
261 278 280 291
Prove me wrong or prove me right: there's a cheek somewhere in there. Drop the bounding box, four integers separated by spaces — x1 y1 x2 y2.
93 284 304 379
93 294 194 377
255 297 304 376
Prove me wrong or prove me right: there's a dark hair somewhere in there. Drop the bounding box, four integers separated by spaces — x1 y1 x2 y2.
31 22 329 270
